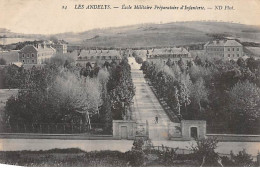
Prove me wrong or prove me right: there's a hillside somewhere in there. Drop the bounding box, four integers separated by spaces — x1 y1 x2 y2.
55 21 260 48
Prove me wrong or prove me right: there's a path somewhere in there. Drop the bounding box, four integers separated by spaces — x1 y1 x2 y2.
129 57 173 141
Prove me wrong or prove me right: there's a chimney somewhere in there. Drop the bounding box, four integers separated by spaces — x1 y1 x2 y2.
43 42 47 48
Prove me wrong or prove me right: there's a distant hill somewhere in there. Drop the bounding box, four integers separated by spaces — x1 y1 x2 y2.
54 21 260 48
2 22 260 48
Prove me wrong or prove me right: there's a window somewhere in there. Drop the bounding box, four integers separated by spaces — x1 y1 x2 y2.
237 48 239 51
32 54 34 58
32 60 34 63
228 54 230 57
27 54 30 58
228 48 230 51
232 48 234 51
22 54 25 58
237 54 239 57
27 59 30 63
22 60 25 63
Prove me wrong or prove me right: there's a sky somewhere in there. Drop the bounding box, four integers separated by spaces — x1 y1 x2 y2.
0 0 260 35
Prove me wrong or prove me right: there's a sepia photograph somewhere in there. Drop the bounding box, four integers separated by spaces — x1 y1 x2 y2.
0 0 260 167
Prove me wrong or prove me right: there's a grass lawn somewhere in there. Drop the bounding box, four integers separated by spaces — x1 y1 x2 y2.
0 148 199 167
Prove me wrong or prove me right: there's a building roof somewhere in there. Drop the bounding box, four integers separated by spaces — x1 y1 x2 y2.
205 40 242 47
0 50 19 64
224 40 243 47
79 50 122 59
19 45 56 54
148 47 190 55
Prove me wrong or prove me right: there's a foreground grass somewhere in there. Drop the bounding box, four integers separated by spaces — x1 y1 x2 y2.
0 148 128 167
0 148 199 167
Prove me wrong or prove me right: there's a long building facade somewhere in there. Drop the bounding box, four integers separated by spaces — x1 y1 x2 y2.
18 44 56 64
145 47 192 64
76 49 122 67
204 39 243 59
52 43 67 54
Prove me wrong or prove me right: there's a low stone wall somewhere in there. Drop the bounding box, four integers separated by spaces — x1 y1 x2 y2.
168 120 207 140
0 133 114 140
207 134 260 142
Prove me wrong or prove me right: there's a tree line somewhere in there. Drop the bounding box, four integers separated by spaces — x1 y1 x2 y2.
141 56 260 134
1 55 135 134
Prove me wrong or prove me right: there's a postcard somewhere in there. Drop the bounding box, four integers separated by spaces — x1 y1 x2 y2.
0 0 259 167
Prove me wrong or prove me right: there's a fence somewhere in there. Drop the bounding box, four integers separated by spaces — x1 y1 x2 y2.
143 145 258 162
207 123 260 135
143 145 193 155
0 123 111 135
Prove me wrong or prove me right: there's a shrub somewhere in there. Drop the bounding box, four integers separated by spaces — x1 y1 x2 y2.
231 150 255 167
125 138 147 166
190 137 220 166
0 58 6 65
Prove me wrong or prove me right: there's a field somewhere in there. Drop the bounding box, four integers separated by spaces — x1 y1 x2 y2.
55 21 260 48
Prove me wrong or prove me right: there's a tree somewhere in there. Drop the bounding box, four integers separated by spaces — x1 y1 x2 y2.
191 77 208 112
190 138 220 166
228 81 260 133
97 69 112 132
230 149 254 167
246 57 258 72
237 57 246 68
49 36 59 44
0 58 6 65
179 74 192 114
54 70 102 129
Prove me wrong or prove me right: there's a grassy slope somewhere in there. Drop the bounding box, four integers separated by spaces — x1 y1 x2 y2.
56 22 260 48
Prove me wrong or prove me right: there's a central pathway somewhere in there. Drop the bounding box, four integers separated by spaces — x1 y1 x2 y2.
129 57 172 141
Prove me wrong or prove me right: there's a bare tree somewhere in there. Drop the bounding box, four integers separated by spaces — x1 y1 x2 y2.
191 77 208 112
53 70 102 129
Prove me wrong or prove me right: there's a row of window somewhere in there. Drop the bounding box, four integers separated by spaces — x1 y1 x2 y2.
148 54 189 58
227 48 240 51
22 52 54 58
207 48 224 52
22 53 35 58
228 54 240 57
80 56 119 60
22 59 36 64
207 47 240 52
